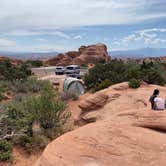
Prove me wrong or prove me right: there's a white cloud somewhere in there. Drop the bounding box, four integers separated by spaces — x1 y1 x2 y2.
136 28 166 34
112 41 121 45
0 37 69 52
3 44 69 52
3 30 70 39
0 38 16 47
135 28 166 45
145 38 166 45
0 0 165 31
50 32 70 39
31 44 68 52
112 28 166 49
73 35 82 39
36 38 47 41
122 34 137 44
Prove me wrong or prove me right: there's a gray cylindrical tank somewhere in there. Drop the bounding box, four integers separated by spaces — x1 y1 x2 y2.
63 77 85 95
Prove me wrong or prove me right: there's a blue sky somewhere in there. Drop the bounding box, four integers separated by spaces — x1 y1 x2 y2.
0 0 166 52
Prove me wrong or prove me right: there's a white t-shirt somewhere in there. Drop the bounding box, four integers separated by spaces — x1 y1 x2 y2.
154 97 165 110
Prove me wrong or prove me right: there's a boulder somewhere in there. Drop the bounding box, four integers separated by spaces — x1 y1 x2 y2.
79 92 109 112
35 83 166 166
35 115 166 166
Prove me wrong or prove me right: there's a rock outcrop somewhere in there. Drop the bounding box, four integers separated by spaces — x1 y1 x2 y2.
35 83 166 166
0 56 22 65
43 43 110 66
143 56 166 63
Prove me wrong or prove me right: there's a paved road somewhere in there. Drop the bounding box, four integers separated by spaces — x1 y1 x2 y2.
31 66 88 77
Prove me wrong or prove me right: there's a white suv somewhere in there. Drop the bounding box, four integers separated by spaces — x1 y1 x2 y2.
65 65 80 74
55 66 65 75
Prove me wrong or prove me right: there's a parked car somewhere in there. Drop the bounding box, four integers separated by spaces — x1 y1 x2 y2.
65 65 80 74
55 66 65 75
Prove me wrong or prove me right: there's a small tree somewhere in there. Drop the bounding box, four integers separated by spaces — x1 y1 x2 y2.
34 86 69 130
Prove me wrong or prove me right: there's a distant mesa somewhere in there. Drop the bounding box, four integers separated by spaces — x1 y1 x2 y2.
43 43 111 66
0 56 22 65
143 56 166 63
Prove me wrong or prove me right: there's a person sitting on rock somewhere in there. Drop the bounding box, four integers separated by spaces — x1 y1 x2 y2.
149 89 165 110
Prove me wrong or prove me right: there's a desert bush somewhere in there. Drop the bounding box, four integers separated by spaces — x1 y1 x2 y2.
141 63 166 86
0 60 31 81
141 69 165 86
124 62 141 80
0 81 13 93
97 58 106 64
13 80 28 93
94 79 111 92
0 92 4 101
32 135 49 149
71 93 79 101
24 60 43 67
60 92 79 101
129 79 140 89
1 83 70 148
84 60 128 90
84 60 166 91
0 140 12 162
13 77 51 94
33 86 71 137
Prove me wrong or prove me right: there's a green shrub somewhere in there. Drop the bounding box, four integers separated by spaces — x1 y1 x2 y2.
61 92 79 101
33 86 71 137
141 69 166 86
25 60 43 67
0 140 12 162
0 92 4 101
32 135 49 149
16 135 33 147
25 78 43 93
72 94 79 101
84 60 128 90
94 79 111 92
84 60 166 91
13 80 28 93
13 78 51 94
1 83 70 146
0 81 13 93
129 79 140 89
0 60 31 81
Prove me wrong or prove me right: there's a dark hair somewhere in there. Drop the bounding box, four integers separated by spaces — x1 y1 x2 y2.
153 89 159 95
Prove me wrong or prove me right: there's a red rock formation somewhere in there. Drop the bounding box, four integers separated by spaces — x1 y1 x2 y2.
0 56 22 65
43 43 110 66
35 83 166 166
144 56 166 63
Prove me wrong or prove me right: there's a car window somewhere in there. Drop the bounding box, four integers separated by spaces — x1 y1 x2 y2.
66 67 74 70
56 67 63 69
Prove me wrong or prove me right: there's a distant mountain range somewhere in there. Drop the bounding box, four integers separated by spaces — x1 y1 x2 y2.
110 47 166 59
0 51 58 60
0 47 166 60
